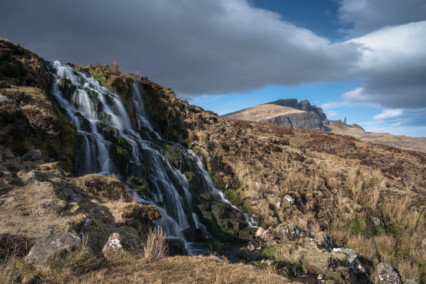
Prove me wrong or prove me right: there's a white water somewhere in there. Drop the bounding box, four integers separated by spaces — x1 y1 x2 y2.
48 61 255 255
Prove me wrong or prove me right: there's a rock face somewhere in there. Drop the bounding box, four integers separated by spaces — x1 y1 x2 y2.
25 233 81 265
270 99 327 120
223 98 330 131
264 111 326 130
265 99 329 131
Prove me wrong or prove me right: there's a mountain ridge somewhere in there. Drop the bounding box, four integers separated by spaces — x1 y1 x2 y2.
223 99 426 153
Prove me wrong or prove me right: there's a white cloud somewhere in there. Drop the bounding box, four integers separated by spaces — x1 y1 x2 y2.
342 87 369 102
373 109 403 120
326 111 338 118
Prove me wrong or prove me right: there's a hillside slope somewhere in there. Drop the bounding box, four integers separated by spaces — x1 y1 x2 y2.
329 120 426 153
1 39 425 283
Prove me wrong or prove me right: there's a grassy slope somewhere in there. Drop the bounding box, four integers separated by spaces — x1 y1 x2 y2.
223 104 304 121
119 68 425 282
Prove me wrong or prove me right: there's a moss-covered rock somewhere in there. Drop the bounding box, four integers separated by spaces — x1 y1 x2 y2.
126 176 148 195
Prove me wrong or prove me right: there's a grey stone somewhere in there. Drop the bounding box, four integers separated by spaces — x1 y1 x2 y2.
103 232 123 251
247 243 255 252
377 263 401 284
25 233 81 264
333 248 367 275
22 149 42 161
284 195 294 204
369 215 384 227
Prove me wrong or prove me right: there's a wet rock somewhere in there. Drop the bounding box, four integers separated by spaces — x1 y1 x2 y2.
377 263 401 284
167 238 186 256
68 194 82 202
22 149 42 161
324 235 333 249
25 233 81 265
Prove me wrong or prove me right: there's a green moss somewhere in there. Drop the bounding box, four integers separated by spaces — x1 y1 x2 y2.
200 192 213 202
324 272 343 282
184 138 192 148
376 225 386 236
126 176 147 195
349 216 368 237
52 105 78 171
165 144 182 168
225 189 238 203
184 171 194 182
210 239 223 251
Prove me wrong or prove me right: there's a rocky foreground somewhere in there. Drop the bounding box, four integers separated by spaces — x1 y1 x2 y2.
1 39 425 283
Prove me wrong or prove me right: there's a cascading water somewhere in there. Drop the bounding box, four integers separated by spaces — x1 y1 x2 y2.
47 61 256 256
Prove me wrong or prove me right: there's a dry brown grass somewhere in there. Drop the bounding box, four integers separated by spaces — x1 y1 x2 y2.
74 255 293 283
48 237 101 275
142 227 167 261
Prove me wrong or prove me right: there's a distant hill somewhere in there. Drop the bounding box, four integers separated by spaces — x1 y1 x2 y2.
328 120 426 153
223 99 426 153
223 99 329 131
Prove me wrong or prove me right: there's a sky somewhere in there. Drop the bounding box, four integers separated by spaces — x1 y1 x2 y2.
0 0 425 137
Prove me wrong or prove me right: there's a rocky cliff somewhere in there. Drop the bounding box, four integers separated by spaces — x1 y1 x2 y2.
223 98 330 131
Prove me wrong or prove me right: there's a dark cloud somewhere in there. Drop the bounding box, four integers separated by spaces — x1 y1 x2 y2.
0 0 361 96
0 0 425 118
338 0 426 36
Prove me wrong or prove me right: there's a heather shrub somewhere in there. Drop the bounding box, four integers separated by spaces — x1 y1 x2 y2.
0 233 31 259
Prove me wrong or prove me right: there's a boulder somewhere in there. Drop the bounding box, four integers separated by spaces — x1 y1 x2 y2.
332 248 367 275
255 227 265 238
377 263 401 284
25 233 81 265
22 149 42 161
104 232 123 251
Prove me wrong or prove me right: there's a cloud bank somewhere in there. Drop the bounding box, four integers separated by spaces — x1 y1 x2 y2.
0 0 425 114
0 0 361 96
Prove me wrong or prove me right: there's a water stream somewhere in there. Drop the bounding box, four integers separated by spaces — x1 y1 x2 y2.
48 61 256 255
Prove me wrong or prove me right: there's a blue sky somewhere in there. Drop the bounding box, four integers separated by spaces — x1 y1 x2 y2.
1 0 425 137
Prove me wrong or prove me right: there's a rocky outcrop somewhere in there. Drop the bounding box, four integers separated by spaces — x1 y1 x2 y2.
270 99 327 120
264 99 329 130
263 111 327 131
223 98 330 131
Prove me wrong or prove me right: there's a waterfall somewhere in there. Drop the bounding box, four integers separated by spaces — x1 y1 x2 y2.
48 61 255 256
